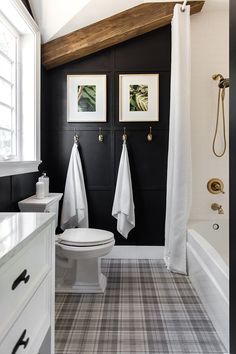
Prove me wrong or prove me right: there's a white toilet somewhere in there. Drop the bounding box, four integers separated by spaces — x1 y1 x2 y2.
18 193 115 293
57 228 114 292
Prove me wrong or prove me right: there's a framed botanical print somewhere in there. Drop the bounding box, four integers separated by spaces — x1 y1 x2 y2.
119 74 159 122
67 75 106 122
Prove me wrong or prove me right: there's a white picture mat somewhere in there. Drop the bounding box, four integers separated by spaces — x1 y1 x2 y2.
119 74 159 122
67 75 106 122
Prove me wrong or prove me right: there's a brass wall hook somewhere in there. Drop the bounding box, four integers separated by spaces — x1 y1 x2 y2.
74 134 79 145
98 127 104 142
122 127 127 142
73 129 79 145
147 126 153 142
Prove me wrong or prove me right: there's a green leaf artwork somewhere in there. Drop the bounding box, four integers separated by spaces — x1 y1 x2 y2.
129 85 148 112
77 85 96 112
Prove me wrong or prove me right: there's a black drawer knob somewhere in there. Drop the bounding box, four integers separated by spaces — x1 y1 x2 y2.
12 269 30 291
12 329 29 354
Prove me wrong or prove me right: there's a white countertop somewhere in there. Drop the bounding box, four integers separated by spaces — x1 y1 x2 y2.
0 213 55 266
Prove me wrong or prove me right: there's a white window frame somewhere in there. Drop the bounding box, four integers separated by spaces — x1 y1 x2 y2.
0 0 41 177
0 12 20 161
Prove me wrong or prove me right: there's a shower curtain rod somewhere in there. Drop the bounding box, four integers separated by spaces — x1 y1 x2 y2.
181 0 188 12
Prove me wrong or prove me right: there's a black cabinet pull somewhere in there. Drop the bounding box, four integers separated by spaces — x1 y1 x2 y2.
11 329 29 354
12 269 30 291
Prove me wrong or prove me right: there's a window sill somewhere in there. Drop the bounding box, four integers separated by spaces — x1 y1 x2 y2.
0 161 41 177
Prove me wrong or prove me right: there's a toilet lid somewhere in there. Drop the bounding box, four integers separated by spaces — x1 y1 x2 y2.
59 228 114 247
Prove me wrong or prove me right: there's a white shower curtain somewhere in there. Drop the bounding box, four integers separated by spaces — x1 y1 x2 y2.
164 4 192 275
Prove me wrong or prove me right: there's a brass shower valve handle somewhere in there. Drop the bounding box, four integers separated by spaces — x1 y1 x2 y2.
212 182 224 193
207 178 225 194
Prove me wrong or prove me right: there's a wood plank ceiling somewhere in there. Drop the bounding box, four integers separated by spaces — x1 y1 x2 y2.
42 1 204 70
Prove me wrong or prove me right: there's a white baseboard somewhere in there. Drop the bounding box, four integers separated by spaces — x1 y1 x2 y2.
104 246 164 259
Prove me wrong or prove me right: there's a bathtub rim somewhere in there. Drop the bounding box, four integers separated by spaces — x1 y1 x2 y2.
187 225 229 304
188 224 229 277
187 240 229 352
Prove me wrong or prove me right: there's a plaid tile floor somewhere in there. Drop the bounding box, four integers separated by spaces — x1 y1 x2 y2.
55 259 227 354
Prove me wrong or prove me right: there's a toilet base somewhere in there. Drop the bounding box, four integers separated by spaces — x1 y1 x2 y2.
56 256 107 293
56 273 107 293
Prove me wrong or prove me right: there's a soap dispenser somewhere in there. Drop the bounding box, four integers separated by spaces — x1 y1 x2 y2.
39 172 50 197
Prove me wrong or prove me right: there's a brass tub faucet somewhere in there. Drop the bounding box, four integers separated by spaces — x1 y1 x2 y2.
211 203 224 214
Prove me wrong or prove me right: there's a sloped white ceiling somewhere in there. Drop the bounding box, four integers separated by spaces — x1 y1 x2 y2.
29 0 92 42
29 0 228 43
51 0 143 42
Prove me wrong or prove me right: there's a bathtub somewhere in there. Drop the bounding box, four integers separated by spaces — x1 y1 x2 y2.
187 220 229 352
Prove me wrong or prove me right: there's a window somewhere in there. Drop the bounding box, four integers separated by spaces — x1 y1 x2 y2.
0 15 19 160
0 0 41 177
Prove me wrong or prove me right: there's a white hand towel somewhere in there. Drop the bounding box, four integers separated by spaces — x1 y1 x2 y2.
112 142 135 238
61 143 88 230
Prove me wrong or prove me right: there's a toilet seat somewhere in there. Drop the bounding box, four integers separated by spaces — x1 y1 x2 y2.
58 228 114 247
58 240 115 253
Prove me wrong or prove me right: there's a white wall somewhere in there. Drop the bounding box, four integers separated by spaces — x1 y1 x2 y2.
190 0 229 221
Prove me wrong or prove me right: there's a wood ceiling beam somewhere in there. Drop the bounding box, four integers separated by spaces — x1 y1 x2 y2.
42 1 204 70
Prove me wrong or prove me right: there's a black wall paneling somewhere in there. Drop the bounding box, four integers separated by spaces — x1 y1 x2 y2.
230 0 236 352
0 173 39 212
41 26 171 246
0 177 12 211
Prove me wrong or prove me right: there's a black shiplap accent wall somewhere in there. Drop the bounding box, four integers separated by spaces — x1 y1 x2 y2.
41 27 171 246
0 173 39 212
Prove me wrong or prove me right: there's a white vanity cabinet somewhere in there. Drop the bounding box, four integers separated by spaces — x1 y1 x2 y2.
0 213 55 354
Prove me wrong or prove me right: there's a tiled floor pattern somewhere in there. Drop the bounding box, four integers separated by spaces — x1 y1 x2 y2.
55 259 226 353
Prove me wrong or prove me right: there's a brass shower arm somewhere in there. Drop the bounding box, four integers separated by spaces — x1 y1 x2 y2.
212 73 224 81
212 73 229 89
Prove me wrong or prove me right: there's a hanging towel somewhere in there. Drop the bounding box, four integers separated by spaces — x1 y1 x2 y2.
112 141 135 238
164 4 191 275
61 143 88 230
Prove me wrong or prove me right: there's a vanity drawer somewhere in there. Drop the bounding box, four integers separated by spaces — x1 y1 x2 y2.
0 225 52 337
0 274 51 354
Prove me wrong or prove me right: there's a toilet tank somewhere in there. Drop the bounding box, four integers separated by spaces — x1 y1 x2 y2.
18 193 63 227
